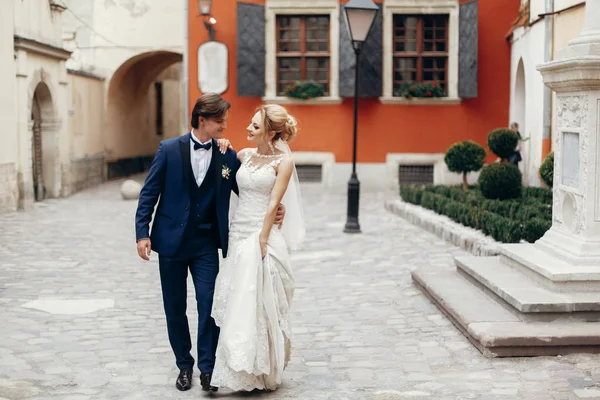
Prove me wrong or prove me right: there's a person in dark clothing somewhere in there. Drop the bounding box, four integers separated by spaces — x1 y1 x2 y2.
509 122 523 166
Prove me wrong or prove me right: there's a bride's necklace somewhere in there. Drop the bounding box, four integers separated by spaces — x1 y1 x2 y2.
253 148 281 159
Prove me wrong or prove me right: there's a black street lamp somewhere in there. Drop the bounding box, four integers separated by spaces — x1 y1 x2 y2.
343 0 379 234
198 0 217 41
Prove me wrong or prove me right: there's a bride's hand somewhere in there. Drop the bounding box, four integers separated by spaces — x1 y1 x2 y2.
260 238 268 259
216 138 233 154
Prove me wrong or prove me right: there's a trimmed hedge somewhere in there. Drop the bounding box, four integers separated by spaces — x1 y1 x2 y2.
540 152 554 188
400 185 551 243
478 162 522 200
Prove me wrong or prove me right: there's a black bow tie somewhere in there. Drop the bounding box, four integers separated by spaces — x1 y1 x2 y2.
192 139 211 151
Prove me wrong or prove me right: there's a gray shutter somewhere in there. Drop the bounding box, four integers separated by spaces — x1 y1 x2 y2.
339 8 355 98
339 4 383 98
237 2 265 97
458 0 478 98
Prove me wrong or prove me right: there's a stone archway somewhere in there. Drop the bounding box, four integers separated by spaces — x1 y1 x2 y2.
105 51 183 179
30 82 57 202
514 58 527 181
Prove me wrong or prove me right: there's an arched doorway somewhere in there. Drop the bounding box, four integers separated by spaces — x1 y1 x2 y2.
514 58 527 182
30 82 56 202
105 51 183 179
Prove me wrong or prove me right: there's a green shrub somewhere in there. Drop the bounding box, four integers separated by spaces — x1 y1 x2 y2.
394 82 444 99
539 152 554 188
523 186 553 204
283 80 326 99
478 162 522 200
444 141 487 190
398 184 551 243
400 185 423 204
488 128 519 159
522 218 551 243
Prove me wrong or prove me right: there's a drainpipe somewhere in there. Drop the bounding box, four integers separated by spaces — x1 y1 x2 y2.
183 0 189 133
541 0 554 162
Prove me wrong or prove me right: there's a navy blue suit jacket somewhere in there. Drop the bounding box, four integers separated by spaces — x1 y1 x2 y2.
135 133 240 258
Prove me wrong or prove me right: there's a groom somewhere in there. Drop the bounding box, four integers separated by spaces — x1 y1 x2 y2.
135 93 283 392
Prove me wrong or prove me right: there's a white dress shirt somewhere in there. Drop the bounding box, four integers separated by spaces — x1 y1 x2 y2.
190 133 213 186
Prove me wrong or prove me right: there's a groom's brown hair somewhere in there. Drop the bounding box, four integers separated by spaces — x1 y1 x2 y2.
191 93 231 129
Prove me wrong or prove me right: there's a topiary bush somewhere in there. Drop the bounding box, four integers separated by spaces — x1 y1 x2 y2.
539 151 554 188
478 162 523 200
444 141 487 191
488 128 519 159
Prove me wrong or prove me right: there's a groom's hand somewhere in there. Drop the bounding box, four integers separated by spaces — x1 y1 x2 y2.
137 238 152 261
274 203 285 229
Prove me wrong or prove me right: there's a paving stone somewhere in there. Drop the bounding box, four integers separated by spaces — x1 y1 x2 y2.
0 180 598 399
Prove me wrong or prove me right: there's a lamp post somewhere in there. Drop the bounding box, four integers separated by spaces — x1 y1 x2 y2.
343 0 379 234
198 0 216 41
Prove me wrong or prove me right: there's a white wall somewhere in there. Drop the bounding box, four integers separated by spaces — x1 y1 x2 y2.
13 0 63 47
0 0 19 212
62 0 184 77
555 0 584 11
529 0 546 23
510 23 546 187
0 0 17 165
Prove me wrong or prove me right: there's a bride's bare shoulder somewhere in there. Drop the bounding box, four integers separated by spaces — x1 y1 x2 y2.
237 148 254 161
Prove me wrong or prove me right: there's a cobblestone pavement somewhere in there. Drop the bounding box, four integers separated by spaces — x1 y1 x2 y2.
2 179 600 400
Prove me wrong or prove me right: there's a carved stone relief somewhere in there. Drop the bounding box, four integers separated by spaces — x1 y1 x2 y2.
555 95 589 234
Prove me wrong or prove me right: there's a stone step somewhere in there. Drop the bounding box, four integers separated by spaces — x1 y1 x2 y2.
412 267 600 357
455 255 600 313
499 243 600 291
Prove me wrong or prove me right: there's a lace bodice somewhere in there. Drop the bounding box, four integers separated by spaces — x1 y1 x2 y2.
230 149 286 241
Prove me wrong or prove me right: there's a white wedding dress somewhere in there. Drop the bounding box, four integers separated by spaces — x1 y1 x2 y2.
211 149 296 391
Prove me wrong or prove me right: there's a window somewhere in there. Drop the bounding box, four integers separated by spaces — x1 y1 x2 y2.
154 82 163 136
296 164 323 183
276 15 330 96
393 14 449 96
398 164 434 185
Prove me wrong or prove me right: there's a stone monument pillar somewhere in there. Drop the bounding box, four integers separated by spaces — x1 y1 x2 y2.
536 0 600 268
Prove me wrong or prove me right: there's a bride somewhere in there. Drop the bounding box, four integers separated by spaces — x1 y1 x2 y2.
210 104 305 392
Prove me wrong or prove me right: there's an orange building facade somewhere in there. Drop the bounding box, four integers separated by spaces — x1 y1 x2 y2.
187 0 518 188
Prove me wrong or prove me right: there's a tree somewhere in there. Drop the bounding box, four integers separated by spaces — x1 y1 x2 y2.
444 141 487 190
488 128 519 160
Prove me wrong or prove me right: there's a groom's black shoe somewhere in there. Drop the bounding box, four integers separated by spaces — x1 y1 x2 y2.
176 368 193 391
200 372 218 392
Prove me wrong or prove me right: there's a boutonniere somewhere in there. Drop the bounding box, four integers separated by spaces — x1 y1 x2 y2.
222 164 231 180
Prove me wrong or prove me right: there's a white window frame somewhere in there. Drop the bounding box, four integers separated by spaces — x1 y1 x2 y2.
380 0 460 105
263 0 342 105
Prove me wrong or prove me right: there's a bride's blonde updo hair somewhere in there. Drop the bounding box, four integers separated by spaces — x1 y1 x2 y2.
258 104 298 143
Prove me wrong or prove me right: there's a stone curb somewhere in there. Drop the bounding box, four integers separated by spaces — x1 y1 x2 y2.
384 198 499 257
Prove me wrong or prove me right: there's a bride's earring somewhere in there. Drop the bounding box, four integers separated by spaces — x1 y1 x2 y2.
268 140 275 154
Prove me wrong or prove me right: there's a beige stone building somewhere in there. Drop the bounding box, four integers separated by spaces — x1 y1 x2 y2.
0 0 185 214
508 0 586 186
61 0 185 179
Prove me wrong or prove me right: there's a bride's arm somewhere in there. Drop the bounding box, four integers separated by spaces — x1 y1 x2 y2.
259 157 294 257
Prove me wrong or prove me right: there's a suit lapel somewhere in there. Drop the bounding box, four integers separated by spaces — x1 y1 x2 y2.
212 139 222 198
180 133 191 191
